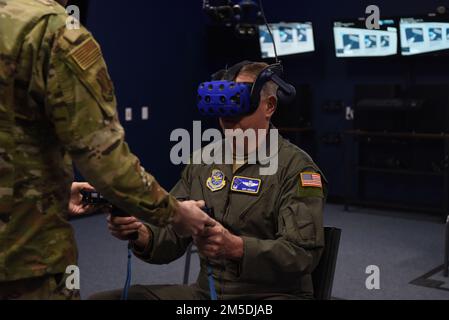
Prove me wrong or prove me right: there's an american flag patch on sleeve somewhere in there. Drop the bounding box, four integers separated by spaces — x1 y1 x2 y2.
70 38 101 71
300 172 323 188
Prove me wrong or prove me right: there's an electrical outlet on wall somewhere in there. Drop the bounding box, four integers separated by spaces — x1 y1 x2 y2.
142 106 149 120
123 106 151 122
125 108 133 122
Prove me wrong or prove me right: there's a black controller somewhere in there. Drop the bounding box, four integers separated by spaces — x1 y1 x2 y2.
80 189 139 241
176 197 215 220
202 206 215 219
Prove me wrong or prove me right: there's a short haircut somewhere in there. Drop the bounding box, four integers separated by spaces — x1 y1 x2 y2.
238 62 279 100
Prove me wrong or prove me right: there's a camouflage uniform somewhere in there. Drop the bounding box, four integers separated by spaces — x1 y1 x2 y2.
0 0 177 298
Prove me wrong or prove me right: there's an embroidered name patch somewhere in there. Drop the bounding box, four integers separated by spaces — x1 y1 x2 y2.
231 176 262 195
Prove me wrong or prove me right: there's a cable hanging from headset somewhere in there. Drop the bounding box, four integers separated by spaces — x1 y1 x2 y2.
258 0 279 63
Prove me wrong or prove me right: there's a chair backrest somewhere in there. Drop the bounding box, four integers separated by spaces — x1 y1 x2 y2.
312 227 342 300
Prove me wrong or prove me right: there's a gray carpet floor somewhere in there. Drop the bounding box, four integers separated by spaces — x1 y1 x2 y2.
72 204 449 300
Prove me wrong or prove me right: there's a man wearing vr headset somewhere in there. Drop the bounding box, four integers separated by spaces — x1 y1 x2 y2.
93 61 327 300
0 0 214 299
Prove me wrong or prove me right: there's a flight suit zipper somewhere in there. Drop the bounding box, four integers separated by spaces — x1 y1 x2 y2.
219 176 233 299
218 164 251 299
239 182 273 221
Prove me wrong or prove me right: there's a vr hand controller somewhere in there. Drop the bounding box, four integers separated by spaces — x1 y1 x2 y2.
80 189 139 241
202 206 215 220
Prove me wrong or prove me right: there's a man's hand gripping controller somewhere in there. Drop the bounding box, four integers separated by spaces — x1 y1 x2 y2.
80 189 139 241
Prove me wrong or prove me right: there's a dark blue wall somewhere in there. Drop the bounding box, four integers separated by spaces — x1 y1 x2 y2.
86 0 449 199
86 1 211 189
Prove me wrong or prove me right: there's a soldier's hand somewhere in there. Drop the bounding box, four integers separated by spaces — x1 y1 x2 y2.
69 182 96 217
193 222 244 261
107 215 150 248
172 200 216 237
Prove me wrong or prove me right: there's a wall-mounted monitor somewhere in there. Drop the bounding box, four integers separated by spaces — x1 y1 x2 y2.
259 22 315 58
333 19 398 57
400 15 449 56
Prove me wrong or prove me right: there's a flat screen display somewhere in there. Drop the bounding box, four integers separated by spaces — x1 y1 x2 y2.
400 16 449 56
259 22 315 58
334 19 398 57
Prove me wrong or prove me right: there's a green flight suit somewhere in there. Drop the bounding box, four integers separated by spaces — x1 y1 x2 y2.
91 132 327 300
0 0 177 298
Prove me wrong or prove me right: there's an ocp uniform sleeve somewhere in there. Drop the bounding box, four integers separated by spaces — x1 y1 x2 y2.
45 25 177 226
238 166 326 283
132 165 194 264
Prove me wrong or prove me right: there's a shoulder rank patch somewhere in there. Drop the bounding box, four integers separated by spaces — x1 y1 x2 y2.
300 172 322 188
69 38 101 71
231 176 262 195
206 169 226 192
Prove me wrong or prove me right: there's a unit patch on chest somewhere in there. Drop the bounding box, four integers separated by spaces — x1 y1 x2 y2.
206 169 226 192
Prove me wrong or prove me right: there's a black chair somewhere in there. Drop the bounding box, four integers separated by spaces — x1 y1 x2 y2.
182 227 342 300
312 227 342 300
444 216 449 278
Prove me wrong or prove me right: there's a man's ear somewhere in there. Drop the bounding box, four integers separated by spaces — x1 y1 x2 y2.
265 96 277 118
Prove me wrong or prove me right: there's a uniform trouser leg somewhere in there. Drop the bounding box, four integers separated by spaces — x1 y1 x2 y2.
0 274 80 300
89 284 208 300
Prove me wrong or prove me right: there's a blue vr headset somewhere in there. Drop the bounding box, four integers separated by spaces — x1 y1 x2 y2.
197 60 296 118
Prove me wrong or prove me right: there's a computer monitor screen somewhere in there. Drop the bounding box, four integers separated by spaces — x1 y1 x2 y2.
259 22 315 58
400 16 449 56
334 19 398 57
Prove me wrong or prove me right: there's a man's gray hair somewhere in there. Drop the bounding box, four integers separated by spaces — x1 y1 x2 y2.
239 63 279 100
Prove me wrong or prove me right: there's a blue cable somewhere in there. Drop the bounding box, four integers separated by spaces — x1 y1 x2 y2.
121 244 217 300
121 245 133 300
207 264 218 300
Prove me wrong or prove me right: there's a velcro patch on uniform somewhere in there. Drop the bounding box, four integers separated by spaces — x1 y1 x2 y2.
206 169 226 192
97 68 114 102
300 172 323 188
231 176 261 195
63 29 84 44
69 38 101 71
